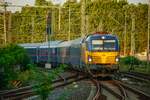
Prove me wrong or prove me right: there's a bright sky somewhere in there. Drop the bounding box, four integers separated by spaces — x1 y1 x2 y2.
4 0 148 12
129 0 148 4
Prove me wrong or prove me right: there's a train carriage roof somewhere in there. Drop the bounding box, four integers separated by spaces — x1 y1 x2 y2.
86 33 118 40
70 38 83 45
56 40 72 47
39 41 62 48
56 38 83 48
19 41 62 48
19 43 42 48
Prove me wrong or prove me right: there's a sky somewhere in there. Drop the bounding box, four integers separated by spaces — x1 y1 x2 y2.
3 0 149 12
129 0 148 4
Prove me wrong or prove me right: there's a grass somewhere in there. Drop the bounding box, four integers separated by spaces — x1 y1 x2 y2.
119 56 150 74
119 64 150 74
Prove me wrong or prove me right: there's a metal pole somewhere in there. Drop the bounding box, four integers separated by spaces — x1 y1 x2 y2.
131 14 135 55
31 16 34 43
3 2 7 45
85 15 88 34
53 9 55 35
58 7 61 31
81 0 86 37
147 0 150 68
68 5 71 41
8 12 11 43
124 10 127 56
47 11 52 64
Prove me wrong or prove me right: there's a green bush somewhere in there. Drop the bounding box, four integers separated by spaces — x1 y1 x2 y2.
120 56 141 65
0 44 32 89
0 44 68 99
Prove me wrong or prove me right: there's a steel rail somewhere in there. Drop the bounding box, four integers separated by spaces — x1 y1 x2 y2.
92 79 101 100
118 81 150 100
121 72 150 82
100 81 126 100
86 66 106 100
111 80 128 100
0 73 87 100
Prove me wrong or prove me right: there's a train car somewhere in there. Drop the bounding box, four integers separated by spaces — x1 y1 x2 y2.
38 41 62 65
56 41 72 65
20 32 119 73
68 38 83 69
19 41 62 66
19 43 41 63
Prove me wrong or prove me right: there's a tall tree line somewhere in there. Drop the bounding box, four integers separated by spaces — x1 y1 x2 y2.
0 0 148 53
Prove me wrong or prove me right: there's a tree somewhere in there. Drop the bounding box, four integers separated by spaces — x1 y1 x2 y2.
35 0 52 6
0 44 31 89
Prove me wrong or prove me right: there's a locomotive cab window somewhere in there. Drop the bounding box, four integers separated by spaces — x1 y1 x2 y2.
104 40 116 50
90 39 116 51
92 40 103 50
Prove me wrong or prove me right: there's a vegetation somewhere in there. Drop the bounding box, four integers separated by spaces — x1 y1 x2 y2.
0 44 67 99
0 0 149 97
119 56 141 65
119 56 150 74
27 64 67 99
0 44 31 89
0 0 148 53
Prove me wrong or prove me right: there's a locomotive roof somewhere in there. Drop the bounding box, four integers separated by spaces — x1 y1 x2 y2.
88 33 118 39
93 32 109 34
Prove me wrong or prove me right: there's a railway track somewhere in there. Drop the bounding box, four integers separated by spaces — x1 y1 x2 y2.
120 71 150 82
86 68 150 100
1 67 150 100
91 79 101 100
118 81 150 100
98 80 149 100
0 72 87 100
99 80 127 100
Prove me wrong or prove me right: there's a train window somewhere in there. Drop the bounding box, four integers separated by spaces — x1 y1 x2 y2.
92 40 103 44
39 49 48 55
27 48 36 54
52 48 55 55
104 40 116 50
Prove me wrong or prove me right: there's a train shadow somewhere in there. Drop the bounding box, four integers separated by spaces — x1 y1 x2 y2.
95 76 113 81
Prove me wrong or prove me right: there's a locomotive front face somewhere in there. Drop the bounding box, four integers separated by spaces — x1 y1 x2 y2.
82 34 119 66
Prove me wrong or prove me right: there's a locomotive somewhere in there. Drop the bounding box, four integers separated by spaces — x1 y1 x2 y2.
19 32 119 72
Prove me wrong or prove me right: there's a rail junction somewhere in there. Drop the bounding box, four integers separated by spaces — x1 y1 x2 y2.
0 68 150 100
0 0 150 100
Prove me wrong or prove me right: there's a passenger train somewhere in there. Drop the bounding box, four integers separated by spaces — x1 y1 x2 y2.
19 32 120 73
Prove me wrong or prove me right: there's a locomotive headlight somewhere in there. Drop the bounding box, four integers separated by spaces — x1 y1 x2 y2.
88 56 92 62
88 58 92 62
115 58 119 62
102 36 105 39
